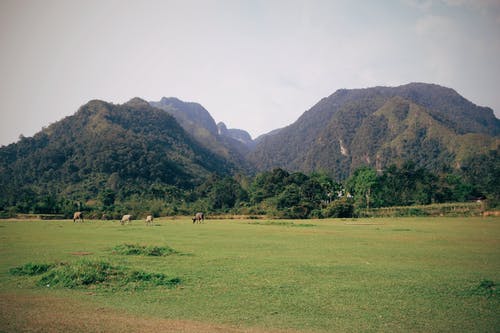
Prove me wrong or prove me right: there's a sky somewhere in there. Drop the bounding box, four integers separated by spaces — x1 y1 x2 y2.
1 0 499 146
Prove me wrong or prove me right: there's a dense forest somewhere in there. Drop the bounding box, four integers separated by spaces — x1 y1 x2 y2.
0 154 497 219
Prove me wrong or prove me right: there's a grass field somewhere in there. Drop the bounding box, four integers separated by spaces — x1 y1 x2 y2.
1 217 499 332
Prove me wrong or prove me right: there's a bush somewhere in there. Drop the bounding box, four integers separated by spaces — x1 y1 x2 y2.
323 198 354 218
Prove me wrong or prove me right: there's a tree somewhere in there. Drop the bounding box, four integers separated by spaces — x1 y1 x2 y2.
208 177 247 211
249 168 290 204
460 150 500 205
277 184 302 209
346 167 378 209
99 189 116 208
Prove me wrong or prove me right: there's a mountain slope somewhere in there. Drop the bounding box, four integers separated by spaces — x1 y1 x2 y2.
249 83 500 179
0 98 233 205
150 97 254 171
217 122 255 149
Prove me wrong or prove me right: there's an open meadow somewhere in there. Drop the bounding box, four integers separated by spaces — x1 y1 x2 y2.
1 216 499 332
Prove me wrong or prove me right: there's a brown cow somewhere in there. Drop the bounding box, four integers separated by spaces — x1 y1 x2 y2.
192 212 204 224
73 211 84 223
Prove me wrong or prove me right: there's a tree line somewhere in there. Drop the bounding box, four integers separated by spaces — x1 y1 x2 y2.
1 150 498 219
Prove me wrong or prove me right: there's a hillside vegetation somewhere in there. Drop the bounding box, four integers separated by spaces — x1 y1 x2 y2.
0 98 232 215
150 97 253 171
249 83 499 179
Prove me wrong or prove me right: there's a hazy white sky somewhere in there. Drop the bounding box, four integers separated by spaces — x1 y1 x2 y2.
1 0 499 145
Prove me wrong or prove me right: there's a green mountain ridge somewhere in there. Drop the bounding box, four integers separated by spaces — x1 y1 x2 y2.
0 98 233 207
249 83 499 179
150 97 253 172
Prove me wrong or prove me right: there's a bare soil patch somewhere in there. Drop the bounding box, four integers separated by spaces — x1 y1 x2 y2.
0 293 289 333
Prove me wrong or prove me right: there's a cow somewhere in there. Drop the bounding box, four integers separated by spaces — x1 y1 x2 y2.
145 215 153 226
192 212 204 224
120 214 132 225
483 211 500 217
73 211 84 223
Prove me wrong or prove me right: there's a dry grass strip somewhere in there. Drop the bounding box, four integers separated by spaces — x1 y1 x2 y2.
0 293 292 333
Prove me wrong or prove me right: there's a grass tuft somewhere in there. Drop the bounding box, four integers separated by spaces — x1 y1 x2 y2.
126 271 181 287
468 279 498 298
10 260 181 290
112 243 179 256
9 263 53 276
38 261 115 288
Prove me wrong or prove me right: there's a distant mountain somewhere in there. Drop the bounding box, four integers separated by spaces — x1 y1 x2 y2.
0 98 233 204
254 127 283 145
150 97 219 139
217 122 255 148
248 83 500 179
150 97 254 171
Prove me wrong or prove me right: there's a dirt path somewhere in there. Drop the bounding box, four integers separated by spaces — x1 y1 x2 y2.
0 293 290 333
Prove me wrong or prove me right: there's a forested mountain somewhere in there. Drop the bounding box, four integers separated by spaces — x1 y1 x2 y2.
249 83 500 179
0 98 233 211
150 97 254 170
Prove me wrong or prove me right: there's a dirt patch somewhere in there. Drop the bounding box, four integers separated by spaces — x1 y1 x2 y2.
0 293 290 333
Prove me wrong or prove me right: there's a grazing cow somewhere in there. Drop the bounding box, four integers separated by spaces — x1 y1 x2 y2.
120 214 132 225
192 212 204 224
73 211 84 223
483 211 500 217
145 215 153 226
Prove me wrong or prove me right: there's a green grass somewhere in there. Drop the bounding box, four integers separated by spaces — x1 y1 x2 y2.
1 217 499 332
9 260 181 290
111 243 180 256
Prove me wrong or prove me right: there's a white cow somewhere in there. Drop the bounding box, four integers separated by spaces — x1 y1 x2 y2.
73 211 84 223
145 215 153 226
120 214 132 225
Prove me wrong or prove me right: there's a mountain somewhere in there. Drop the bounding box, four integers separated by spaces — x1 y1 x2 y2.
150 97 219 140
150 97 254 171
248 83 500 179
217 122 255 148
0 98 233 205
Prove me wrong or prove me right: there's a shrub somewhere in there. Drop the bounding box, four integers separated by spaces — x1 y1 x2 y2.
324 198 354 218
